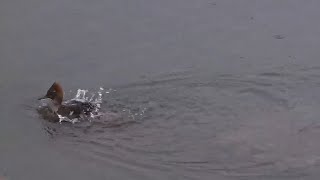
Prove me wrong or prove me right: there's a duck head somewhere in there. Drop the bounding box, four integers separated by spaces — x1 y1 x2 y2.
38 82 64 105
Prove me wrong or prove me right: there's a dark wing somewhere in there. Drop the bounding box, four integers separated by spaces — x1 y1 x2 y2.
63 100 97 115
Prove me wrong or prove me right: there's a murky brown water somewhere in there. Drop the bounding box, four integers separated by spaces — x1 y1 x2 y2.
2 0 320 179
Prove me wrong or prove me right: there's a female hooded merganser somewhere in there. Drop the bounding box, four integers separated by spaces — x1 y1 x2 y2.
38 82 96 122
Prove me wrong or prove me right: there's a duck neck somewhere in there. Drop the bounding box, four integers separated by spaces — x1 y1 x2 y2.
54 96 63 106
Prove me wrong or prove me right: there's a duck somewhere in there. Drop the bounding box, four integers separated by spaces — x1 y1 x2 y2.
38 82 96 122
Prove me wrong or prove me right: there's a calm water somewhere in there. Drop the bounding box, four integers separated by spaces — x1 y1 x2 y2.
2 0 320 179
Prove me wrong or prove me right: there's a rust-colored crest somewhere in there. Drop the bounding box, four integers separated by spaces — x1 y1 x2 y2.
38 82 64 104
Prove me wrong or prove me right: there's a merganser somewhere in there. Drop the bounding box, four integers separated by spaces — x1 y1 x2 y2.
38 82 96 122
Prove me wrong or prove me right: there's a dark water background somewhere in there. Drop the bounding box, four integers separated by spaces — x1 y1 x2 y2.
2 0 320 179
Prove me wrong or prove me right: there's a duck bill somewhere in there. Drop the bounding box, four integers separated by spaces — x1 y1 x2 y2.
38 95 47 100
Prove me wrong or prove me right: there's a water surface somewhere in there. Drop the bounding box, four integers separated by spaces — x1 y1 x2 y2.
2 0 320 179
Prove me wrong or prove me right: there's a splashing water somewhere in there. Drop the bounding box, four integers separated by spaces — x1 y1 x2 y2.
57 87 106 123
73 89 89 102
72 87 104 103
58 114 79 124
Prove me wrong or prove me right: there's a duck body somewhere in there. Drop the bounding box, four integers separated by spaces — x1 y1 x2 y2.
38 82 97 122
58 100 96 117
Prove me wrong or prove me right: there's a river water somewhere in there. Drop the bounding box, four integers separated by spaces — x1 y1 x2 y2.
2 0 320 179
